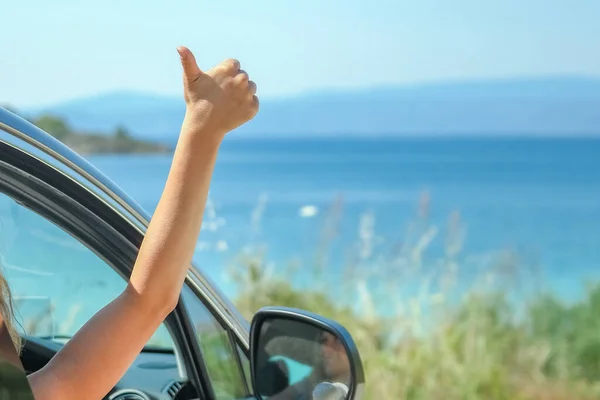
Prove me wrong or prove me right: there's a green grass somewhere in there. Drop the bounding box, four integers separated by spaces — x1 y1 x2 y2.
227 194 600 400
230 256 600 399
196 330 248 399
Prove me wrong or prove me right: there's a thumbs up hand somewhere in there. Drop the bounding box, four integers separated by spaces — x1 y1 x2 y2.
177 46 259 142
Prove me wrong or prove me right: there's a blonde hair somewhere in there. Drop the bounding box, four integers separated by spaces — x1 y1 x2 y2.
0 269 22 353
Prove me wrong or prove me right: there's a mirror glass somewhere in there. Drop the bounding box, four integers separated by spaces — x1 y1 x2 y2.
254 317 352 400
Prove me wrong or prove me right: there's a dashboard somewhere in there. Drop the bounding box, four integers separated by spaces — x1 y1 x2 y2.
19 335 195 400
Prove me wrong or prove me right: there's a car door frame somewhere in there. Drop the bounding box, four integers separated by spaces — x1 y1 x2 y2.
0 108 252 399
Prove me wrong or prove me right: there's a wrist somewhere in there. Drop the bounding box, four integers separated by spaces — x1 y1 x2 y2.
182 105 227 139
178 125 224 151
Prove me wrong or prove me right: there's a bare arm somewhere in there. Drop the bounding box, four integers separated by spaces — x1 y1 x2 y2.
28 47 259 400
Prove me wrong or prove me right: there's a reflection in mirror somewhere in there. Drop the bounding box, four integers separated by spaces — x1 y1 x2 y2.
254 317 352 400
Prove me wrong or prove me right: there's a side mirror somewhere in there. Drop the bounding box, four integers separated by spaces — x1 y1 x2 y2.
250 307 364 400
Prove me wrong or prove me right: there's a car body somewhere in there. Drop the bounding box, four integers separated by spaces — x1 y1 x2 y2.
0 107 364 400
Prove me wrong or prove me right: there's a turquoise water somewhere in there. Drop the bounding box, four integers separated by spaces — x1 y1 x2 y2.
269 356 313 386
87 137 600 306
3 137 600 334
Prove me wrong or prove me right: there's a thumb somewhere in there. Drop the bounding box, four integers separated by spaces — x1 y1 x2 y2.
177 46 203 83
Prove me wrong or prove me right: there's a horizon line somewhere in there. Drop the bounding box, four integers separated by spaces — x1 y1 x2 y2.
23 72 600 111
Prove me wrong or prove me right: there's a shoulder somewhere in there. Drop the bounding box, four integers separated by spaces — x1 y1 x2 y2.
0 360 35 400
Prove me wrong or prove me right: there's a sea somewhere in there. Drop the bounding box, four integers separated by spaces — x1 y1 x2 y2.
85 137 600 310
3 136 600 335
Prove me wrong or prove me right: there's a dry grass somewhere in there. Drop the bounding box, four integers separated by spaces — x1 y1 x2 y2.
228 192 600 399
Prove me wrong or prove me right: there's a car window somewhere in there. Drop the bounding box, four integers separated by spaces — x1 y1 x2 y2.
181 285 247 399
237 344 252 391
0 191 173 350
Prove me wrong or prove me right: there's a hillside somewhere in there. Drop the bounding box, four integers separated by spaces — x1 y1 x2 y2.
28 76 600 141
1 109 170 154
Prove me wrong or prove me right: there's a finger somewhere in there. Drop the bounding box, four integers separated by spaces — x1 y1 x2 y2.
248 80 257 95
251 95 260 113
238 69 249 81
177 46 203 83
234 69 250 85
222 58 241 75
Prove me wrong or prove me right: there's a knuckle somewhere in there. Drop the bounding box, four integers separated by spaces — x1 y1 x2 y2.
237 70 249 82
217 64 229 75
248 80 257 93
251 95 260 111
222 77 235 90
223 58 240 72
234 72 250 86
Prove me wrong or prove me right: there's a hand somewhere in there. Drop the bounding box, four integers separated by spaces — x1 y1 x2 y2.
177 46 259 141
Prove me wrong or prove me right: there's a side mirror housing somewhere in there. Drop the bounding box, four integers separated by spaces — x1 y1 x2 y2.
249 307 364 400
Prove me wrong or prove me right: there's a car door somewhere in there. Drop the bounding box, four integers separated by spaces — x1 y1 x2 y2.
0 107 253 400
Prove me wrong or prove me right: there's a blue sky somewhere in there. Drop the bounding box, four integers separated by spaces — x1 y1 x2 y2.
1 0 599 108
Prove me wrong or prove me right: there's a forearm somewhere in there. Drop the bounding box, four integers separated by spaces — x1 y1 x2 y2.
27 46 258 400
29 290 166 400
128 127 221 309
29 129 223 400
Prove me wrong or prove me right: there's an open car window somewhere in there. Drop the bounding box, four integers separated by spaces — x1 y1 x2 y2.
0 191 174 351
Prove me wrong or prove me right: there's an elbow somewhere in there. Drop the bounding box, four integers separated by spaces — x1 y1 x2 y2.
123 284 180 320
163 293 180 315
156 293 180 317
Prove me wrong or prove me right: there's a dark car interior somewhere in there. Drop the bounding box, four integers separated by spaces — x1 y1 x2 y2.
19 335 195 400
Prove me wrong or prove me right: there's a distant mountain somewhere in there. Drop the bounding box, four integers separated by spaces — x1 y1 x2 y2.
29 91 185 140
29 76 600 141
